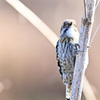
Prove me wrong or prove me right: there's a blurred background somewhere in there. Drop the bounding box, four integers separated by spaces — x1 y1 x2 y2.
0 0 100 100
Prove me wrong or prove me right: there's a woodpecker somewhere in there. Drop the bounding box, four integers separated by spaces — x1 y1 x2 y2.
56 19 80 100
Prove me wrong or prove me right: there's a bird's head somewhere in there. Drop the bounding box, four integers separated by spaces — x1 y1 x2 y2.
60 19 79 43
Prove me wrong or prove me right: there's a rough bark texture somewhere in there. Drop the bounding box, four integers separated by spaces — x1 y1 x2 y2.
70 0 96 100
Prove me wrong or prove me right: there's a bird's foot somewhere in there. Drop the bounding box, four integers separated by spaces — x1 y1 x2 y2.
74 44 83 56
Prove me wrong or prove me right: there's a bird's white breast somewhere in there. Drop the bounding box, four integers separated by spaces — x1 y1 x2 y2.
65 27 79 43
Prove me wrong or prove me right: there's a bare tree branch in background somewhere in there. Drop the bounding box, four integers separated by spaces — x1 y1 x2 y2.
6 0 58 47
83 77 97 100
70 0 99 100
5 0 97 100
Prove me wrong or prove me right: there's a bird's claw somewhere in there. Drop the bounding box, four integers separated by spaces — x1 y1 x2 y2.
74 44 83 56
75 44 80 50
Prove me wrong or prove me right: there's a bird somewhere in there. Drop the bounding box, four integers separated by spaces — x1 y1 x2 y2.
56 19 80 100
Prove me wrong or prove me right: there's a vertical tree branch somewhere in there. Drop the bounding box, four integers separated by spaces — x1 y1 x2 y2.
70 0 96 100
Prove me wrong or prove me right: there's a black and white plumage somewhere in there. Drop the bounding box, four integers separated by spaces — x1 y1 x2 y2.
56 19 80 100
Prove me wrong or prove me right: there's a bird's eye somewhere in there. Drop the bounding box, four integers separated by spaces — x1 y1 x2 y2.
69 22 72 26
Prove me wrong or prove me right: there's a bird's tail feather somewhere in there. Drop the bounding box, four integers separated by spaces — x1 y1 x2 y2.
66 99 70 100
66 84 71 100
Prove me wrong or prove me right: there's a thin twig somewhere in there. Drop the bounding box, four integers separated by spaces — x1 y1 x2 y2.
90 23 100 45
84 0 87 19
95 0 100 8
